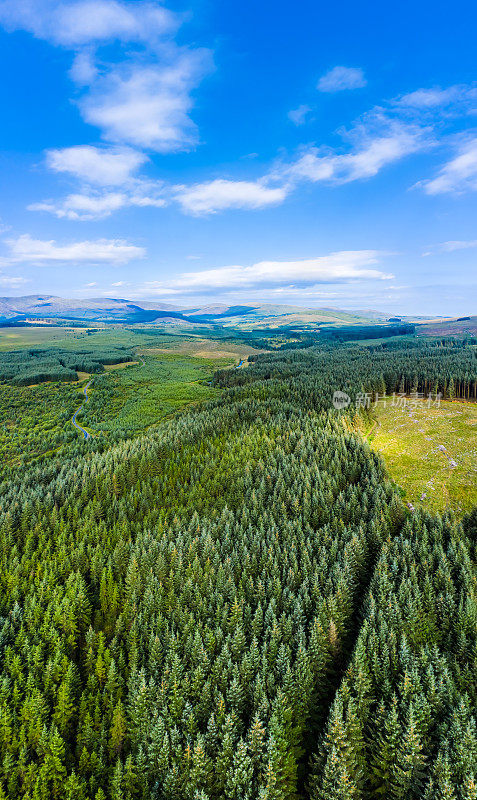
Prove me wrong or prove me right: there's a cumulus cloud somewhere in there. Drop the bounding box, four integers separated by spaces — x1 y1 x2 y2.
80 52 212 151
318 66 366 93
29 193 128 220
29 187 166 220
32 100 433 220
0 0 178 45
280 81 477 198
143 250 393 295
419 137 477 194
0 0 212 153
30 145 166 219
175 179 288 215
45 145 147 185
0 234 145 265
282 116 429 186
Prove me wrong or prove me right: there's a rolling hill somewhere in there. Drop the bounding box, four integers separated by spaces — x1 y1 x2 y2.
0 295 459 333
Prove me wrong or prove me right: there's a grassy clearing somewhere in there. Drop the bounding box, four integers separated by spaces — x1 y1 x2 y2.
140 337 258 361
346 334 418 347
0 326 154 353
367 399 477 516
0 326 92 350
103 360 140 370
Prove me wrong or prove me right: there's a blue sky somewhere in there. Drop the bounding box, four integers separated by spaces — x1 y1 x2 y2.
0 0 476 315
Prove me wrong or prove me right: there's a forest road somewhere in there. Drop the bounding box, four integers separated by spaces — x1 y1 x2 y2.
71 380 93 440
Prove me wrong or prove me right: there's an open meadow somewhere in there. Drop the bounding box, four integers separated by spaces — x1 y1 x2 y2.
368 398 477 515
0 325 92 350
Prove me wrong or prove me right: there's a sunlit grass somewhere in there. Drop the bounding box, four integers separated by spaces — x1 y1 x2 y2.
368 399 477 516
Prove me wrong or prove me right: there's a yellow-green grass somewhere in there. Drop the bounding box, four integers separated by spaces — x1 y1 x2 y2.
140 337 261 361
366 399 477 516
0 326 92 350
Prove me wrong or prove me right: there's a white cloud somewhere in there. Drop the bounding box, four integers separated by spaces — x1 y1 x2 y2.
0 1 212 153
1 234 145 265
175 179 288 215
70 50 97 84
80 52 212 151
439 240 477 251
34 174 288 220
29 193 128 220
29 186 166 220
56 0 177 45
144 251 393 295
0 0 178 46
420 137 477 194
0 275 29 286
281 82 477 200
318 66 366 93
45 145 147 185
32 144 167 219
396 87 462 108
33 102 431 220
284 119 428 185
395 84 477 112
288 104 311 126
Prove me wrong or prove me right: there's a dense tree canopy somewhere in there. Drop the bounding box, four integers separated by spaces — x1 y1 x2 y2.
0 347 133 386
0 337 474 798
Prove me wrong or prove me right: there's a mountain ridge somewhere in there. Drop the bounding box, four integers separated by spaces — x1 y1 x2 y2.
0 294 449 327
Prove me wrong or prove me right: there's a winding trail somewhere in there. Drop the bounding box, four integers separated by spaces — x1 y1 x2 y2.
71 380 92 440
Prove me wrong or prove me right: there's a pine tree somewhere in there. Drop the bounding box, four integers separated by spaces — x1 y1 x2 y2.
225 739 253 800
39 726 67 799
110 700 127 756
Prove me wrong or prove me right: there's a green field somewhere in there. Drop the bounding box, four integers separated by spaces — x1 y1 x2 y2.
80 351 233 437
367 398 477 515
0 325 93 350
0 328 252 464
0 325 190 352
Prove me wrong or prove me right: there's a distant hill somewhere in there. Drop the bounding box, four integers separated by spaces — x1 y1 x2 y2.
0 295 457 331
0 295 186 324
0 296 376 326
182 303 382 328
416 316 477 337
